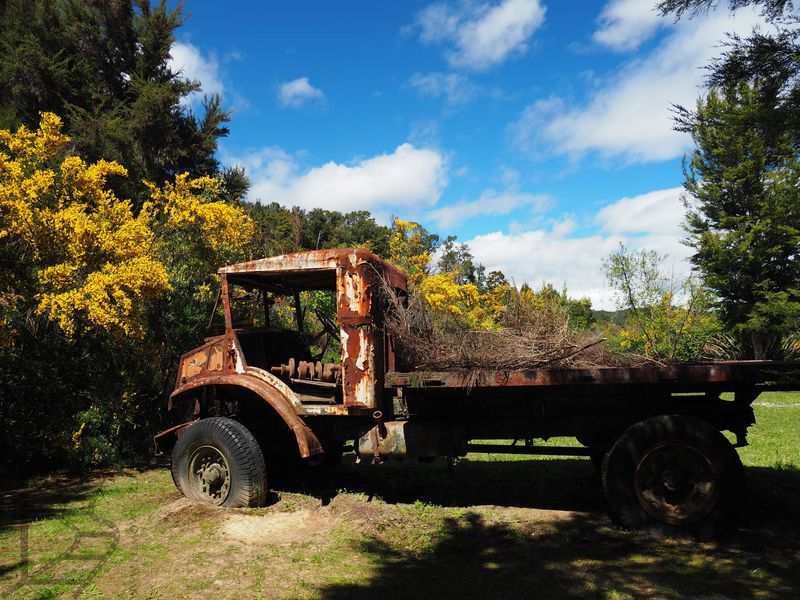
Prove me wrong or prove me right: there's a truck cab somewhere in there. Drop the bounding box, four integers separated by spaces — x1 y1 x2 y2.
157 249 406 472
179 248 404 404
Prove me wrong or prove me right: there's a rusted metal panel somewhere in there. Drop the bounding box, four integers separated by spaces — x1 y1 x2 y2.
324 250 399 409
357 421 467 458
153 419 199 455
176 335 227 388
207 344 224 371
219 248 407 290
385 362 800 392
170 373 323 457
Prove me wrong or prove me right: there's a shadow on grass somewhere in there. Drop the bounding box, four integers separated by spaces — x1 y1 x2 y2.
0 466 154 534
317 508 800 600
312 462 800 600
741 465 800 531
0 473 97 534
275 456 605 512
0 469 146 591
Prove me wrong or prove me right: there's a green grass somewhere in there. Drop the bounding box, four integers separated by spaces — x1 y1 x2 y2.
740 392 800 469
1 392 799 599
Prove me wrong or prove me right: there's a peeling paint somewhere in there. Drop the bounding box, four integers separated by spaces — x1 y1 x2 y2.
356 328 368 371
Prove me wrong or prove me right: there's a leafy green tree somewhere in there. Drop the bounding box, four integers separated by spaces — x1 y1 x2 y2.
243 203 392 258
437 236 486 288
302 208 391 256
603 245 720 361
564 296 595 331
518 283 595 331
246 202 303 256
485 270 509 290
677 85 800 357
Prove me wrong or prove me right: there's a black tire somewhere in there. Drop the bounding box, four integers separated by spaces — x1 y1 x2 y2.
601 415 744 538
589 447 607 473
171 417 268 508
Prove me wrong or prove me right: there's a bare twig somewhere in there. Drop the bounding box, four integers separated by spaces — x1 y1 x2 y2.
375 275 655 371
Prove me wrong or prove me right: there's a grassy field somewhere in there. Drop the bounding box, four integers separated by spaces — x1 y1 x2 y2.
1 391 798 599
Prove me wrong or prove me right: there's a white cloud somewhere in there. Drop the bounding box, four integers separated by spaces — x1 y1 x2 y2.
229 143 447 213
427 188 550 228
169 41 224 100
466 187 691 308
278 77 326 108
408 72 478 105
593 0 664 52
511 7 768 163
407 119 442 147
596 187 684 235
414 0 547 71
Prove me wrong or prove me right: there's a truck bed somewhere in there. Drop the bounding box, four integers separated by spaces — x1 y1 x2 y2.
386 361 800 397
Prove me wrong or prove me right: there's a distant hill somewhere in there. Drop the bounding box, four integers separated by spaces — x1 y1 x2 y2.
592 308 631 326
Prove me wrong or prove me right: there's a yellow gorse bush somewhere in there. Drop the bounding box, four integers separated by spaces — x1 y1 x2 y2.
389 219 432 288
0 113 166 338
142 173 254 258
613 291 719 359
0 113 254 339
388 218 508 330
420 272 503 329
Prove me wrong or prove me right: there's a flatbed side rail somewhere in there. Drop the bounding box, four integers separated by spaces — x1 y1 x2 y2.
385 361 800 391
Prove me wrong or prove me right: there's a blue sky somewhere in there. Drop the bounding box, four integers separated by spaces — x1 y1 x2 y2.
168 0 766 308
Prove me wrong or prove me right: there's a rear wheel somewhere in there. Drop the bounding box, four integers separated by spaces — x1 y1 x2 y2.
589 447 607 473
601 415 744 538
171 417 268 508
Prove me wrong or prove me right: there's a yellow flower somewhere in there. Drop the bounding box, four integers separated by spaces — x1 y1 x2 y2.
1 113 258 340
1 113 169 338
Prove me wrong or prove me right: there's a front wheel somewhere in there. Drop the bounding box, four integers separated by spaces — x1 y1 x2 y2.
601 415 744 538
171 417 268 507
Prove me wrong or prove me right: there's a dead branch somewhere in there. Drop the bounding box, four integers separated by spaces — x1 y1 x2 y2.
375 275 656 371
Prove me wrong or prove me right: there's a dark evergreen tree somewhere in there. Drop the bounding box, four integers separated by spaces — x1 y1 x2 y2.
437 235 485 287
243 203 393 258
660 1 800 356
659 1 800 142
658 0 795 21
0 0 237 202
678 84 800 357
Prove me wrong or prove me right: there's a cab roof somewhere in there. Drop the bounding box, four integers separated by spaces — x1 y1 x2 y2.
219 248 407 293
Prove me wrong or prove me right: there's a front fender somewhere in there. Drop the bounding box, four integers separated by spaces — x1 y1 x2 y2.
168 373 323 458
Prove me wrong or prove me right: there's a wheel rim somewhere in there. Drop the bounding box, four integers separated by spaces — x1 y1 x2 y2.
188 445 231 505
634 442 719 526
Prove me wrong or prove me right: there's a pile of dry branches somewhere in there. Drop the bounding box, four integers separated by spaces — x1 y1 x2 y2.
378 276 648 371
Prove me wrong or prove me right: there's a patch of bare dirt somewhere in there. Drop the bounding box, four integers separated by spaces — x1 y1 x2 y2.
222 507 338 545
496 506 591 523
152 496 219 525
326 492 397 523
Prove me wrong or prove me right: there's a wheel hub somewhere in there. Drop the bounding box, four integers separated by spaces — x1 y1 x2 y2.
661 468 685 492
634 442 719 525
188 446 231 505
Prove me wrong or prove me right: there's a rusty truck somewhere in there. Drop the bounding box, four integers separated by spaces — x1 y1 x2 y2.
155 248 800 537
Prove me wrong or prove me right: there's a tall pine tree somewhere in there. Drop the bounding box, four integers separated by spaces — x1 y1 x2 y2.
678 84 800 358
0 0 243 202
